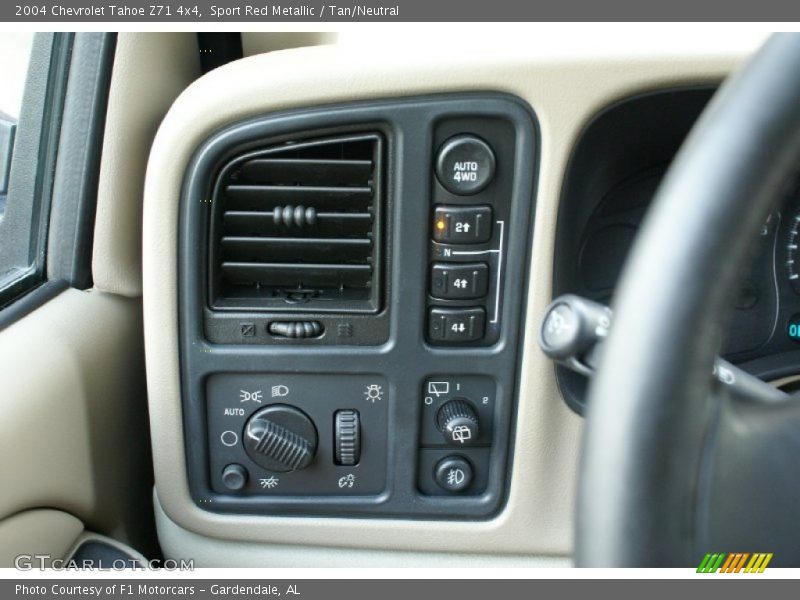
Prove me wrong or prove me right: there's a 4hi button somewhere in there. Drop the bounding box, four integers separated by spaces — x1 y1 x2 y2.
436 135 496 195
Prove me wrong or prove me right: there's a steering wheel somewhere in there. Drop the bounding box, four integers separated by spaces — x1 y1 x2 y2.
577 33 800 566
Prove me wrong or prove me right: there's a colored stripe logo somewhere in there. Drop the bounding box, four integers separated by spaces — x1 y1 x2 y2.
697 553 773 573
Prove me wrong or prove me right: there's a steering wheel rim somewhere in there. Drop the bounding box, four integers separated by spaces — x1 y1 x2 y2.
578 33 800 567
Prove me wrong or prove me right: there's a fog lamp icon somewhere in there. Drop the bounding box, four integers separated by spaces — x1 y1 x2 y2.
447 468 466 486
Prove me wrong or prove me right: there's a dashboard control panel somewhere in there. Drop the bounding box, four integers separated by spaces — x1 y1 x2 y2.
207 373 388 497
427 120 517 347
179 94 537 518
418 375 495 495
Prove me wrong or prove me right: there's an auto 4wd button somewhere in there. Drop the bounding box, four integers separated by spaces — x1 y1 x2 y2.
436 135 496 195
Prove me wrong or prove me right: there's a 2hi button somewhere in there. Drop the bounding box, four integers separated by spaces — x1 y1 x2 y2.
436 135 496 195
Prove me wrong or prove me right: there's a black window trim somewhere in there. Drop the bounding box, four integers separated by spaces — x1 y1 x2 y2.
47 32 116 289
0 32 118 331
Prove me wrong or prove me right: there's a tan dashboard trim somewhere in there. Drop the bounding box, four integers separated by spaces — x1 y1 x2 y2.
143 42 749 557
93 32 200 298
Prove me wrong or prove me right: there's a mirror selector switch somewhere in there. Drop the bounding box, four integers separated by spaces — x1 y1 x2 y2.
435 135 496 195
432 205 492 244
431 262 489 299
243 404 318 472
334 410 361 466
436 399 480 445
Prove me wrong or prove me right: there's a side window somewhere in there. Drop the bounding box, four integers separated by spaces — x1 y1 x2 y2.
0 35 32 217
0 33 70 307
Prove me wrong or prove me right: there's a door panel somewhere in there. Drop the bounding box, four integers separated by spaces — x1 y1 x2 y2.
0 32 200 566
0 510 83 567
0 289 154 562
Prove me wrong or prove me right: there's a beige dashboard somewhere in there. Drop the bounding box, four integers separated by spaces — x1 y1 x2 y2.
135 33 761 566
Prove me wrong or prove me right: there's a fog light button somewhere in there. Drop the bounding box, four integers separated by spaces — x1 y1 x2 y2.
434 456 474 493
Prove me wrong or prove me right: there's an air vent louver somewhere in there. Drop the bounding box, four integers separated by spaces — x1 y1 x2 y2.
210 133 383 313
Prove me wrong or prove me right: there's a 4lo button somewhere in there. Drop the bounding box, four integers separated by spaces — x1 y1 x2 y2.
428 307 486 343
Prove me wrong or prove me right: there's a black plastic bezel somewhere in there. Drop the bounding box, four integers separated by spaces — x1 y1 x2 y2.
179 93 539 519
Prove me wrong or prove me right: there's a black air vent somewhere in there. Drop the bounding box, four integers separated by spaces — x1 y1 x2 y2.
210 133 384 312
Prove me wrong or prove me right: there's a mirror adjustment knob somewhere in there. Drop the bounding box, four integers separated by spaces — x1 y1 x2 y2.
334 410 361 466
436 398 479 445
243 404 318 472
